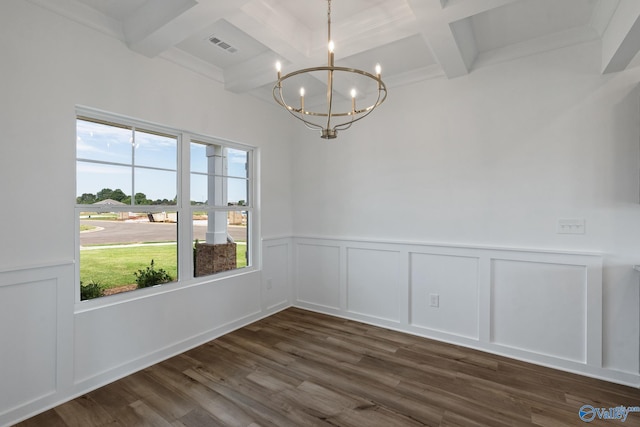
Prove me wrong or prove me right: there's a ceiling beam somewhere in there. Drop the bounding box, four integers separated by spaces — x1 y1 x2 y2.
407 0 522 79
601 0 640 74
450 17 478 73
407 0 470 78
159 48 225 83
422 21 474 78
591 0 620 37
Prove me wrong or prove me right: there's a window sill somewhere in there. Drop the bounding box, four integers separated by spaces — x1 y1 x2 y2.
74 266 259 314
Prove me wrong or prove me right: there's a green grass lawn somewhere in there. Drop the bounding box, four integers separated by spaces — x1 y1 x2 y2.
81 242 247 290
80 213 118 220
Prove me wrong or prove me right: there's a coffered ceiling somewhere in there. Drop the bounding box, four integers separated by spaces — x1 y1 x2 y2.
26 0 640 106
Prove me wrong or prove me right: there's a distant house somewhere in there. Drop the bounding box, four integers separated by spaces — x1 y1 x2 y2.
93 199 126 206
93 199 128 220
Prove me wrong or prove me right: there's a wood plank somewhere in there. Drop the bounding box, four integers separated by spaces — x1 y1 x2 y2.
14 307 640 427
11 410 68 427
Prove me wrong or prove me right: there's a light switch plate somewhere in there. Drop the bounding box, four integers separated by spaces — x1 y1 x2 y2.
557 219 585 234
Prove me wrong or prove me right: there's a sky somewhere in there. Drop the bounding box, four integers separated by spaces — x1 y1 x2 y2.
76 119 248 204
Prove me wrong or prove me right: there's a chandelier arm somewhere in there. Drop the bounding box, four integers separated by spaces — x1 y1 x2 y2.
274 67 386 117
302 121 323 131
336 121 353 132
297 114 324 131
332 80 387 131
273 84 324 131
334 87 386 131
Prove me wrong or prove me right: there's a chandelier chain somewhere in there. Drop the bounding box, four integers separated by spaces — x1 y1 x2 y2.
327 0 332 43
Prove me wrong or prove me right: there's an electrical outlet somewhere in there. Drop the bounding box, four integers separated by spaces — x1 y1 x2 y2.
429 293 439 308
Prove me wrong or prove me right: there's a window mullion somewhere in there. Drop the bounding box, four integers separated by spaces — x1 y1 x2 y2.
131 127 136 207
179 132 192 281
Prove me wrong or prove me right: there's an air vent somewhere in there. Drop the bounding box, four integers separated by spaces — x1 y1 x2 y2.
208 36 238 54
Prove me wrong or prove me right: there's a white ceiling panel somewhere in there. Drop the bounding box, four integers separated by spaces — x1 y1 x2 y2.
338 34 437 77
274 0 391 32
471 0 599 52
27 0 640 99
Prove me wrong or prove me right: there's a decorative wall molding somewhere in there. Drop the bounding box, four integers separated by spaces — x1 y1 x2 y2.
292 237 637 387
262 237 294 311
0 262 74 427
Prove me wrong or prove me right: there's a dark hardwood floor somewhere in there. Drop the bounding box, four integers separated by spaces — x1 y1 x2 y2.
15 308 640 426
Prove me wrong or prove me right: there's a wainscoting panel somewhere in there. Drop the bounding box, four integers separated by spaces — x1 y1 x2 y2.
0 278 57 412
346 248 401 322
73 271 264 385
262 239 292 311
491 259 587 363
295 242 341 310
410 252 480 339
0 262 74 427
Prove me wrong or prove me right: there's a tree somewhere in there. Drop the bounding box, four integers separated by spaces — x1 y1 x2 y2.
111 189 127 202
96 188 114 201
134 192 149 205
76 193 97 204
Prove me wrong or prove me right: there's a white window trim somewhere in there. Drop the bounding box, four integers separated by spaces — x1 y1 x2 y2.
74 106 260 309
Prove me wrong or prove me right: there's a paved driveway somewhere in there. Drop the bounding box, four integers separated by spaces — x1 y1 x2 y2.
80 220 247 246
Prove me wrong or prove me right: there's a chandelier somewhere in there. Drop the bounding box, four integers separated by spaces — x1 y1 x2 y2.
273 0 387 139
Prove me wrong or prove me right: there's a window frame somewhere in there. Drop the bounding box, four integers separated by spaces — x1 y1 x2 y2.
74 107 259 307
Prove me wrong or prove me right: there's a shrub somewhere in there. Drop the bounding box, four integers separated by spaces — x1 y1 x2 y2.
80 280 103 300
134 259 172 288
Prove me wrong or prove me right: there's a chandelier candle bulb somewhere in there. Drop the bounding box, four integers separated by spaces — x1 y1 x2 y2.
328 40 335 66
300 87 305 112
276 61 282 81
351 89 356 112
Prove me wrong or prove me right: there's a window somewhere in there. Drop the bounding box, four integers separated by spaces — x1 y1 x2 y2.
190 142 250 277
75 109 256 301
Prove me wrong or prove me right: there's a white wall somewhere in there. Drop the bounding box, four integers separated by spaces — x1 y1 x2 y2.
0 1 293 426
3 0 640 424
292 40 640 382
